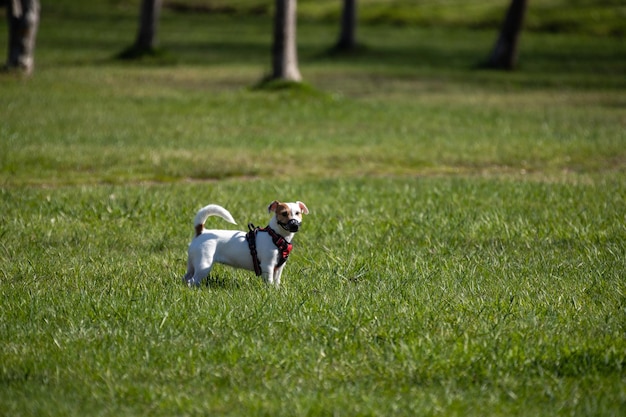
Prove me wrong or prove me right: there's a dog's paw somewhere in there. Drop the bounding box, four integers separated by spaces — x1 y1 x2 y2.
185 279 201 288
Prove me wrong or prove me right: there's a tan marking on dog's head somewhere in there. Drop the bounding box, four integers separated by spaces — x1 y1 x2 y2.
274 202 293 222
268 200 280 213
269 200 307 221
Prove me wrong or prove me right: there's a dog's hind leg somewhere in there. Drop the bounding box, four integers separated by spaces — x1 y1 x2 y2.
183 258 194 284
187 259 214 287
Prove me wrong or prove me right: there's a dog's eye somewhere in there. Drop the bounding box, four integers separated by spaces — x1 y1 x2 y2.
280 211 289 217
295 211 300 216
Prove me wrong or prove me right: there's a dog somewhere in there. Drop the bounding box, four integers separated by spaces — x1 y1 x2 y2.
184 200 309 287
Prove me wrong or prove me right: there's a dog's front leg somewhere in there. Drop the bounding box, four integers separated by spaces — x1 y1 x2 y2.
261 268 273 286
273 265 285 288
261 262 280 287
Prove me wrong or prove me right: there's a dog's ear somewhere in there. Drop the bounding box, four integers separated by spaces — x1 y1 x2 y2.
268 200 280 213
297 201 309 215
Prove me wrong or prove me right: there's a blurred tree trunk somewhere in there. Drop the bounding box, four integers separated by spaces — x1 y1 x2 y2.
335 0 357 51
134 0 162 51
5 0 40 75
271 0 301 81
486 0 528 70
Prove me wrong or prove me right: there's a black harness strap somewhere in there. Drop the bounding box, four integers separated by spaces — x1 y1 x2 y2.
246 223 262 276
246 223 293 277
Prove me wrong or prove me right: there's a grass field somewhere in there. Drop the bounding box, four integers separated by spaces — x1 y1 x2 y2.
1 1 625 416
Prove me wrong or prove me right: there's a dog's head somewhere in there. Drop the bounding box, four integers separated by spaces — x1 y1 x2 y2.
268 200 309 233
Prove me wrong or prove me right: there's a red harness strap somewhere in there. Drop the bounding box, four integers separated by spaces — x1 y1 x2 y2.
246 224 293 277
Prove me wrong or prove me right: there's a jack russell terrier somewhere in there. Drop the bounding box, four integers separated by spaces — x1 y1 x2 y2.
184 200 309 287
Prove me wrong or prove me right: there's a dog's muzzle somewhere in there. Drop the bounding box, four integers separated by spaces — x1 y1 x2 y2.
280 219 301 232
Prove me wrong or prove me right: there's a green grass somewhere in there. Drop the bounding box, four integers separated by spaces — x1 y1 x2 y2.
1 179 625 416
1 1 625 416
1 16 624 186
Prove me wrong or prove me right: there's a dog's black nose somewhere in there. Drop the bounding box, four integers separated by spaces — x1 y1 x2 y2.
287 219 300 232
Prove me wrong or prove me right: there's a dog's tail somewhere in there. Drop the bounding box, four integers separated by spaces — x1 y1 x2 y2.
193 204 237 236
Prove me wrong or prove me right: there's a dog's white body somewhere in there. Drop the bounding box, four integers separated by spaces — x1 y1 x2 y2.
184 201 308 287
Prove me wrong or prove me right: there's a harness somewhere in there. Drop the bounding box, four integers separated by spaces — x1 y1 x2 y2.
246 223 293 276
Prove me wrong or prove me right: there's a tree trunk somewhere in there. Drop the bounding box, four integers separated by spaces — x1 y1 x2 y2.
5 0 40 74
486 0 528 70
335 0 357 51
271 0 301 82
134 0 162 51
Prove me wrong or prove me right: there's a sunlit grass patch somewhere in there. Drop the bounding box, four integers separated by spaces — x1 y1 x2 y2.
0 2 625 415
1 178 624 415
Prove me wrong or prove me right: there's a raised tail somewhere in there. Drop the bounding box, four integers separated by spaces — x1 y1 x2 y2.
193 204 237 236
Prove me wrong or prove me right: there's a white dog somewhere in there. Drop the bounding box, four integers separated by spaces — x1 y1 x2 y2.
184 200 309 287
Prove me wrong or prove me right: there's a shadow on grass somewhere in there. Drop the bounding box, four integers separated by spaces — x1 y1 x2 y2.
249 77 332 98
116 45 173 62
203 274 242 290
34 10 626 92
